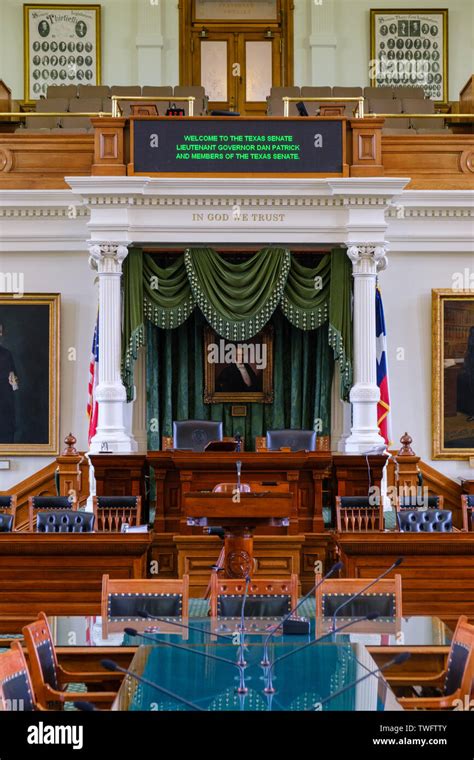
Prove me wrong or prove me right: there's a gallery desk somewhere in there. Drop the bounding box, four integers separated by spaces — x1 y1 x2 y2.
336 532 474 628
0 533 151 628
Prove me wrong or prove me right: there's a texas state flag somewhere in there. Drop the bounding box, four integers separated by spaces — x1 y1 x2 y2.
376 287 392 446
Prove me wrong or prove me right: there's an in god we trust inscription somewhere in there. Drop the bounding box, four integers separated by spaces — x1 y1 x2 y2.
131 117 345 176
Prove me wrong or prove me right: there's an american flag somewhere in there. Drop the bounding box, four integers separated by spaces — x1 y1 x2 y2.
87 313 99 445
376 287 392 446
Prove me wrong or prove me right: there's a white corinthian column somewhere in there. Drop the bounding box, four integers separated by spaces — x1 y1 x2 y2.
344 244 388 453
88 243 137 453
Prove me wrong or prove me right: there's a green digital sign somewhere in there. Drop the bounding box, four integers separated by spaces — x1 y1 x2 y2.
132 118 344 174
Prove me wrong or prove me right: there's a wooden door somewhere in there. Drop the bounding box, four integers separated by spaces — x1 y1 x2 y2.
182 0 293 117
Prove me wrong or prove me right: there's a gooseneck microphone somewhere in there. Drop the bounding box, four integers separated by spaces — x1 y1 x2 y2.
331 558 404 632
236 460 242 492
101 659 204 712
124 627 238 668
264 612 379 694
312 652 411 710
261 560 344 667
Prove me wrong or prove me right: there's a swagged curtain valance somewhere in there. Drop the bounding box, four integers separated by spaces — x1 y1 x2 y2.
122 246 353 401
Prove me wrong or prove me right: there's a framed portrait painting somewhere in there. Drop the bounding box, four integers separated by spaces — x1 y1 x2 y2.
204 326 273 404
432 290 474 459
0 294 60 456
24 4 101 102
370 9 448 104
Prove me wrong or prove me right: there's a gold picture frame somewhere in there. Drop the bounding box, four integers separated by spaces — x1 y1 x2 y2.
23 3 102 103
204 325 273 404
370 8 448 105
0 293 60 456
432 289 474 459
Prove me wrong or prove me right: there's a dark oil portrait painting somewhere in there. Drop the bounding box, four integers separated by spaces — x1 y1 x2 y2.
0 294 59 455
204 326 273 404
432 291 474 458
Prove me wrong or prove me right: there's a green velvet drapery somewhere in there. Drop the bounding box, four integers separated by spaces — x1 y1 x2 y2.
146 310 333 452
122 246 353 401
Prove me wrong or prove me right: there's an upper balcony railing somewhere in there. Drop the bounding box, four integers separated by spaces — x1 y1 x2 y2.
0 103 472 190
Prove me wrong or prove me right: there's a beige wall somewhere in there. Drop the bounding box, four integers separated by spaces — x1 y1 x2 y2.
0 0 471 101
0 251 96 490
380 251 474 482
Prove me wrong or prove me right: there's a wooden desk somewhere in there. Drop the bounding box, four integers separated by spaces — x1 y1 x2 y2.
145 450 384 534
336 532 474 628
0 533 151 627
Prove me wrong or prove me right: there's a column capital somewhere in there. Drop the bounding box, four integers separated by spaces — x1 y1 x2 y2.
88 243 129 273
346 244 388 274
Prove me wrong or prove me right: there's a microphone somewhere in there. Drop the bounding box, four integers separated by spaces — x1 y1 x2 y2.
331 558 403 632
264 612 379 694
236 460 242 492
313 652 411 710
73 701 97 711
236 575 251 674
124 627 238 669
261 560 344 667
101 659 204 712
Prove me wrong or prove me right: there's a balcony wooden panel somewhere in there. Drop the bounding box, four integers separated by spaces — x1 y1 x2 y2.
0 128 472 189
0 133 94 189
381 134 474 189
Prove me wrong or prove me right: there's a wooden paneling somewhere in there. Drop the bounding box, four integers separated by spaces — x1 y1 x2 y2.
0 133 94 189
382 134 474 189
89 454 148 522
0 126 472 189
0 534 151 622
172 534 304 596
337 532 474 629
300 532 335 594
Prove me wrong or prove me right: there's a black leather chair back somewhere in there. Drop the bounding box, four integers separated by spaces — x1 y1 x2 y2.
444 641 471 696
0 514 13 532
96 496 139 508
1 670 35 711
322 594 396 619
467 496 474 507
173 420 223 452
339 496 380 508
31 497 73 510
399 495 442 509
0 496 14 509
36 641 59 690
217 595 291 618
108 593 183 620
36 510 94 533
266 429 316 452
398 509 452 533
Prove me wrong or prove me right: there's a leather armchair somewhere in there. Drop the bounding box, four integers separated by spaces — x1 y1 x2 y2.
36 510 94 533
397 509 452 533
0 514 14 533
266 429 316 452
173 420 223 451
28 495 77 531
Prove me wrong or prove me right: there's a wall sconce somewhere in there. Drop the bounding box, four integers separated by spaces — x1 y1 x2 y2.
199 28 208 39
265 28 274 39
